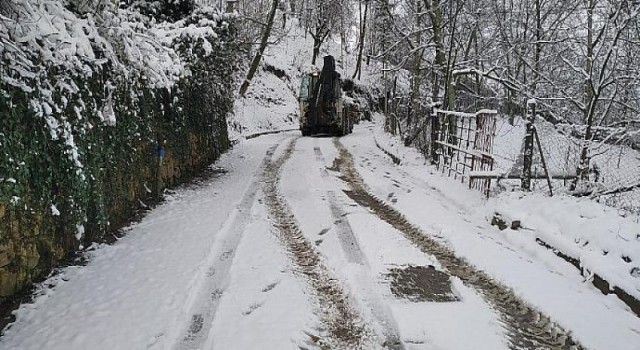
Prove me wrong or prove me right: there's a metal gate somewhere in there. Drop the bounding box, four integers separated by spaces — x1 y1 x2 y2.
433 109 498 196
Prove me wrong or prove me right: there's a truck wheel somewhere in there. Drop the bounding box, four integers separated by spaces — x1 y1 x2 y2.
301 129 310 136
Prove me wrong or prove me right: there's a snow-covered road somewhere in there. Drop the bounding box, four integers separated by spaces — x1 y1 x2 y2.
1 124 639 350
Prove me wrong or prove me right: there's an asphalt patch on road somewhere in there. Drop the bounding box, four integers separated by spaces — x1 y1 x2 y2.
387 265 459 302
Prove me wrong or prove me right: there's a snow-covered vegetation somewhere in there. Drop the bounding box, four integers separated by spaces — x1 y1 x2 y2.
0 0 239 300
492 115 640 212
354 0 640 196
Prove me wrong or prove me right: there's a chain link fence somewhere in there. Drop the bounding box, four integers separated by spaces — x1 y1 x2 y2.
394 104 640 214
524 115 640 215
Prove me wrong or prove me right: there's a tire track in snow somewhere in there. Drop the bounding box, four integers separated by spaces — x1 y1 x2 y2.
326 190 367 264
173 144 279 350
263 138 378 350
314 143 405 350
332 138 584 350
326 191 405 350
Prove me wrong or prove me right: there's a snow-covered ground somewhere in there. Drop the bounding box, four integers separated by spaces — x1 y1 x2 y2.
491 115 640 212
377 112 640 307
3 7 640 350
3 121 640 349
281 136 511 349
374 101 640 296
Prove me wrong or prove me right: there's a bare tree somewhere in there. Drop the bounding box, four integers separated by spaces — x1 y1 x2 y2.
304 0 352 65
352 0 370 79
239 0 279 97
568 1 639 186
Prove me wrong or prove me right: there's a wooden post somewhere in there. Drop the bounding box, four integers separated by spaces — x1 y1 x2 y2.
430 107 440 164
533 127 553 196
522 99 536 191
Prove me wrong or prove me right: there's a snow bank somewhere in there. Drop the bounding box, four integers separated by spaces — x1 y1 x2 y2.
488 192 640 301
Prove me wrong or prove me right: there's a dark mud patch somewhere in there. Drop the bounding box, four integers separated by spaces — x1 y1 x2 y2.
262 282 279 293
387 265 459 302
374 138 401 165
187 314 204 337
263 64 289 80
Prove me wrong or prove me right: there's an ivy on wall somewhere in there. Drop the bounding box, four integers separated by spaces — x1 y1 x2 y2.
0 4 240 299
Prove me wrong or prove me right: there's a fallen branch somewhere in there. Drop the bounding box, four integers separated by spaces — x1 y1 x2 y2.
591 182 640 198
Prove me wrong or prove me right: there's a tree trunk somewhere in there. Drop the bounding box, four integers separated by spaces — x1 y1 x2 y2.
573 0 595 188
312 37 321 65
442 2 460 110
239 0 279 97
352 1 368 80
409 0 423 132
532 0 541 95
424 0 446 104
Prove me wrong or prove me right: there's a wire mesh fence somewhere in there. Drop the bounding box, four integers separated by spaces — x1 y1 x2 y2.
399 104 640 214
529 119 640 214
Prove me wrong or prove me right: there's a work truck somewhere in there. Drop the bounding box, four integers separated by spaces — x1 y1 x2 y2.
298 55 352 136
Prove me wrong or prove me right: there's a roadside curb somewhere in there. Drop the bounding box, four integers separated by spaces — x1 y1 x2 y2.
229 129 299 146
373 136 401 165
244 128 299 140
535 238 640 318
